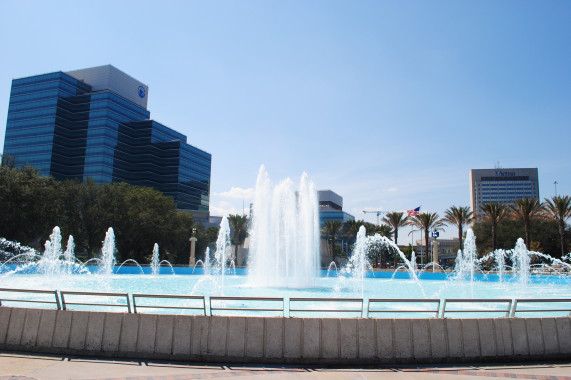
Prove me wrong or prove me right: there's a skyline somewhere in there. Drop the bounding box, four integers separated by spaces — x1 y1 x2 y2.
1 1 569 241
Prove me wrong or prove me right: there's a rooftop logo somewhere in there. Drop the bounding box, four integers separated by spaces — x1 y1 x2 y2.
138 86 145 98
495 170 516 176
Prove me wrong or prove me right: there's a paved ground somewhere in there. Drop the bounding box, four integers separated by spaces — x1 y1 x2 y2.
0 352 570 380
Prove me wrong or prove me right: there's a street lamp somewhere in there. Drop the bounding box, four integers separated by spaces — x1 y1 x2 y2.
189 228 198 267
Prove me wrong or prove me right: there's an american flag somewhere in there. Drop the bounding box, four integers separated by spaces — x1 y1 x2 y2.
407 207 420 217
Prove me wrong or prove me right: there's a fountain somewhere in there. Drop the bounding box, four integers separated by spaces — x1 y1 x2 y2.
99 227 116 275
247 166 319 288
151 243 160 275
0 168 569 317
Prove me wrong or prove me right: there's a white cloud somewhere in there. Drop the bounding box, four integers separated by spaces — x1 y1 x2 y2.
210 201 242 217
216 187 255 200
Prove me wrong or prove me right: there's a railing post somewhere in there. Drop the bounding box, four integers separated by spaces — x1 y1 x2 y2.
126 293 132 313
441 299 447 318
54 290 62 310
506 299 512 318
510 299 517 318
61 292 67 310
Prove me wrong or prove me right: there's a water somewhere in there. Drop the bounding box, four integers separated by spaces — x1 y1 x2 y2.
0 166 570 317
99 227 116 275
151 243 160 275
247 166 319 288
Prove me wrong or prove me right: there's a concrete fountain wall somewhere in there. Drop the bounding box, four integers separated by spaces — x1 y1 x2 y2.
1 307 570 364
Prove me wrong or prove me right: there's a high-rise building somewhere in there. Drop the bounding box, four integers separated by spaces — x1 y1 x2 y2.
470 168 539 216
318 190 355 224
3 65 211 219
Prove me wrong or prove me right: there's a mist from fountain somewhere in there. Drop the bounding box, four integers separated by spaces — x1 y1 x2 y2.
512 238 530 285
38 227 63 275
247 166 319 288
151 243 160 275
326 261 338 277
99 227 116 275
64 235 75 271
453 229 478 281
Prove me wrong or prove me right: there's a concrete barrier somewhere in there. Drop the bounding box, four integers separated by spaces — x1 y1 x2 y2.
0 307 570 364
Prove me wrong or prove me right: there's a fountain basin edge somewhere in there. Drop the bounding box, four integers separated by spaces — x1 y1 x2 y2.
1 306 570 364
2 264 569 284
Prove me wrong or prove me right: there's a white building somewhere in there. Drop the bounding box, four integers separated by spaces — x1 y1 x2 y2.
470 168 539 217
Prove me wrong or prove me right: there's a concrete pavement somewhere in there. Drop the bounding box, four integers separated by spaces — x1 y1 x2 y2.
1 351 570 380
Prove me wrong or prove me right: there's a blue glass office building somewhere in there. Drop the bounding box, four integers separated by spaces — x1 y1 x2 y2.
3 65 211 218
318 190 355 225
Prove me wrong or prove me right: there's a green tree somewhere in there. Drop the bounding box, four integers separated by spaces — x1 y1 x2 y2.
382 211 409 245
443 206 473 252
193 223 219 263
80 178 105 256
162 211 194 264
322 220 343 263
98 182 178 263
0 165 59 245
543 195 571 258
364 222 392 238
343 219 364 242
479 202 508 252
228 214 249 262
473 219 565 257
509 198 543 249
366 223 393 268
410 212 445 263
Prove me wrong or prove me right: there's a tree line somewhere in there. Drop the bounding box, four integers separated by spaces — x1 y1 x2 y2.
2 161 569 266
0 162 221 264
321 198 571 266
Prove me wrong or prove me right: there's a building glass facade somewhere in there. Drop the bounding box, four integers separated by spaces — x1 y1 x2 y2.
318 190 355 225
470 168 539 216
3 66 211 218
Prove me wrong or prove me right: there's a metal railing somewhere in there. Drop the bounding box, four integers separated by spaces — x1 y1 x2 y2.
289 297 363 317
60 291 131 313
1 288 570 319
210 296 284 316
133 294 206 315
367 298 441 318
0 288 61 309
441 298 512 318
510 298 571 317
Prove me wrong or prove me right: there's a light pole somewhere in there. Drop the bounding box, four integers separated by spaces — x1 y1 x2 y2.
554 181 558 196
189 228 197 267
408 228 419 251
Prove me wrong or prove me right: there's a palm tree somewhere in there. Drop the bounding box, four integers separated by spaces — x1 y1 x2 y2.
322 220 343 262
443 206 473 252
228 214 248 262
509 198 543 249
543 195 571 257
410 212 445 263
479 202 508 252
375 224 393 238
382 211 409 245
343 219 364 241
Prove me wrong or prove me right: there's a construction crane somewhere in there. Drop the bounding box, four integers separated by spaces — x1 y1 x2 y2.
363 210 384 225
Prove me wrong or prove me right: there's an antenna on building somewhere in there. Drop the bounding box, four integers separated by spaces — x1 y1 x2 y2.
494 161 502 169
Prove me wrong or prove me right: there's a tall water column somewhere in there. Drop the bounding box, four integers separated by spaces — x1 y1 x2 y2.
247 166 320 288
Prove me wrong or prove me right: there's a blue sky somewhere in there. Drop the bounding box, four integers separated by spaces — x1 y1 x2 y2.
1 1 570 242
